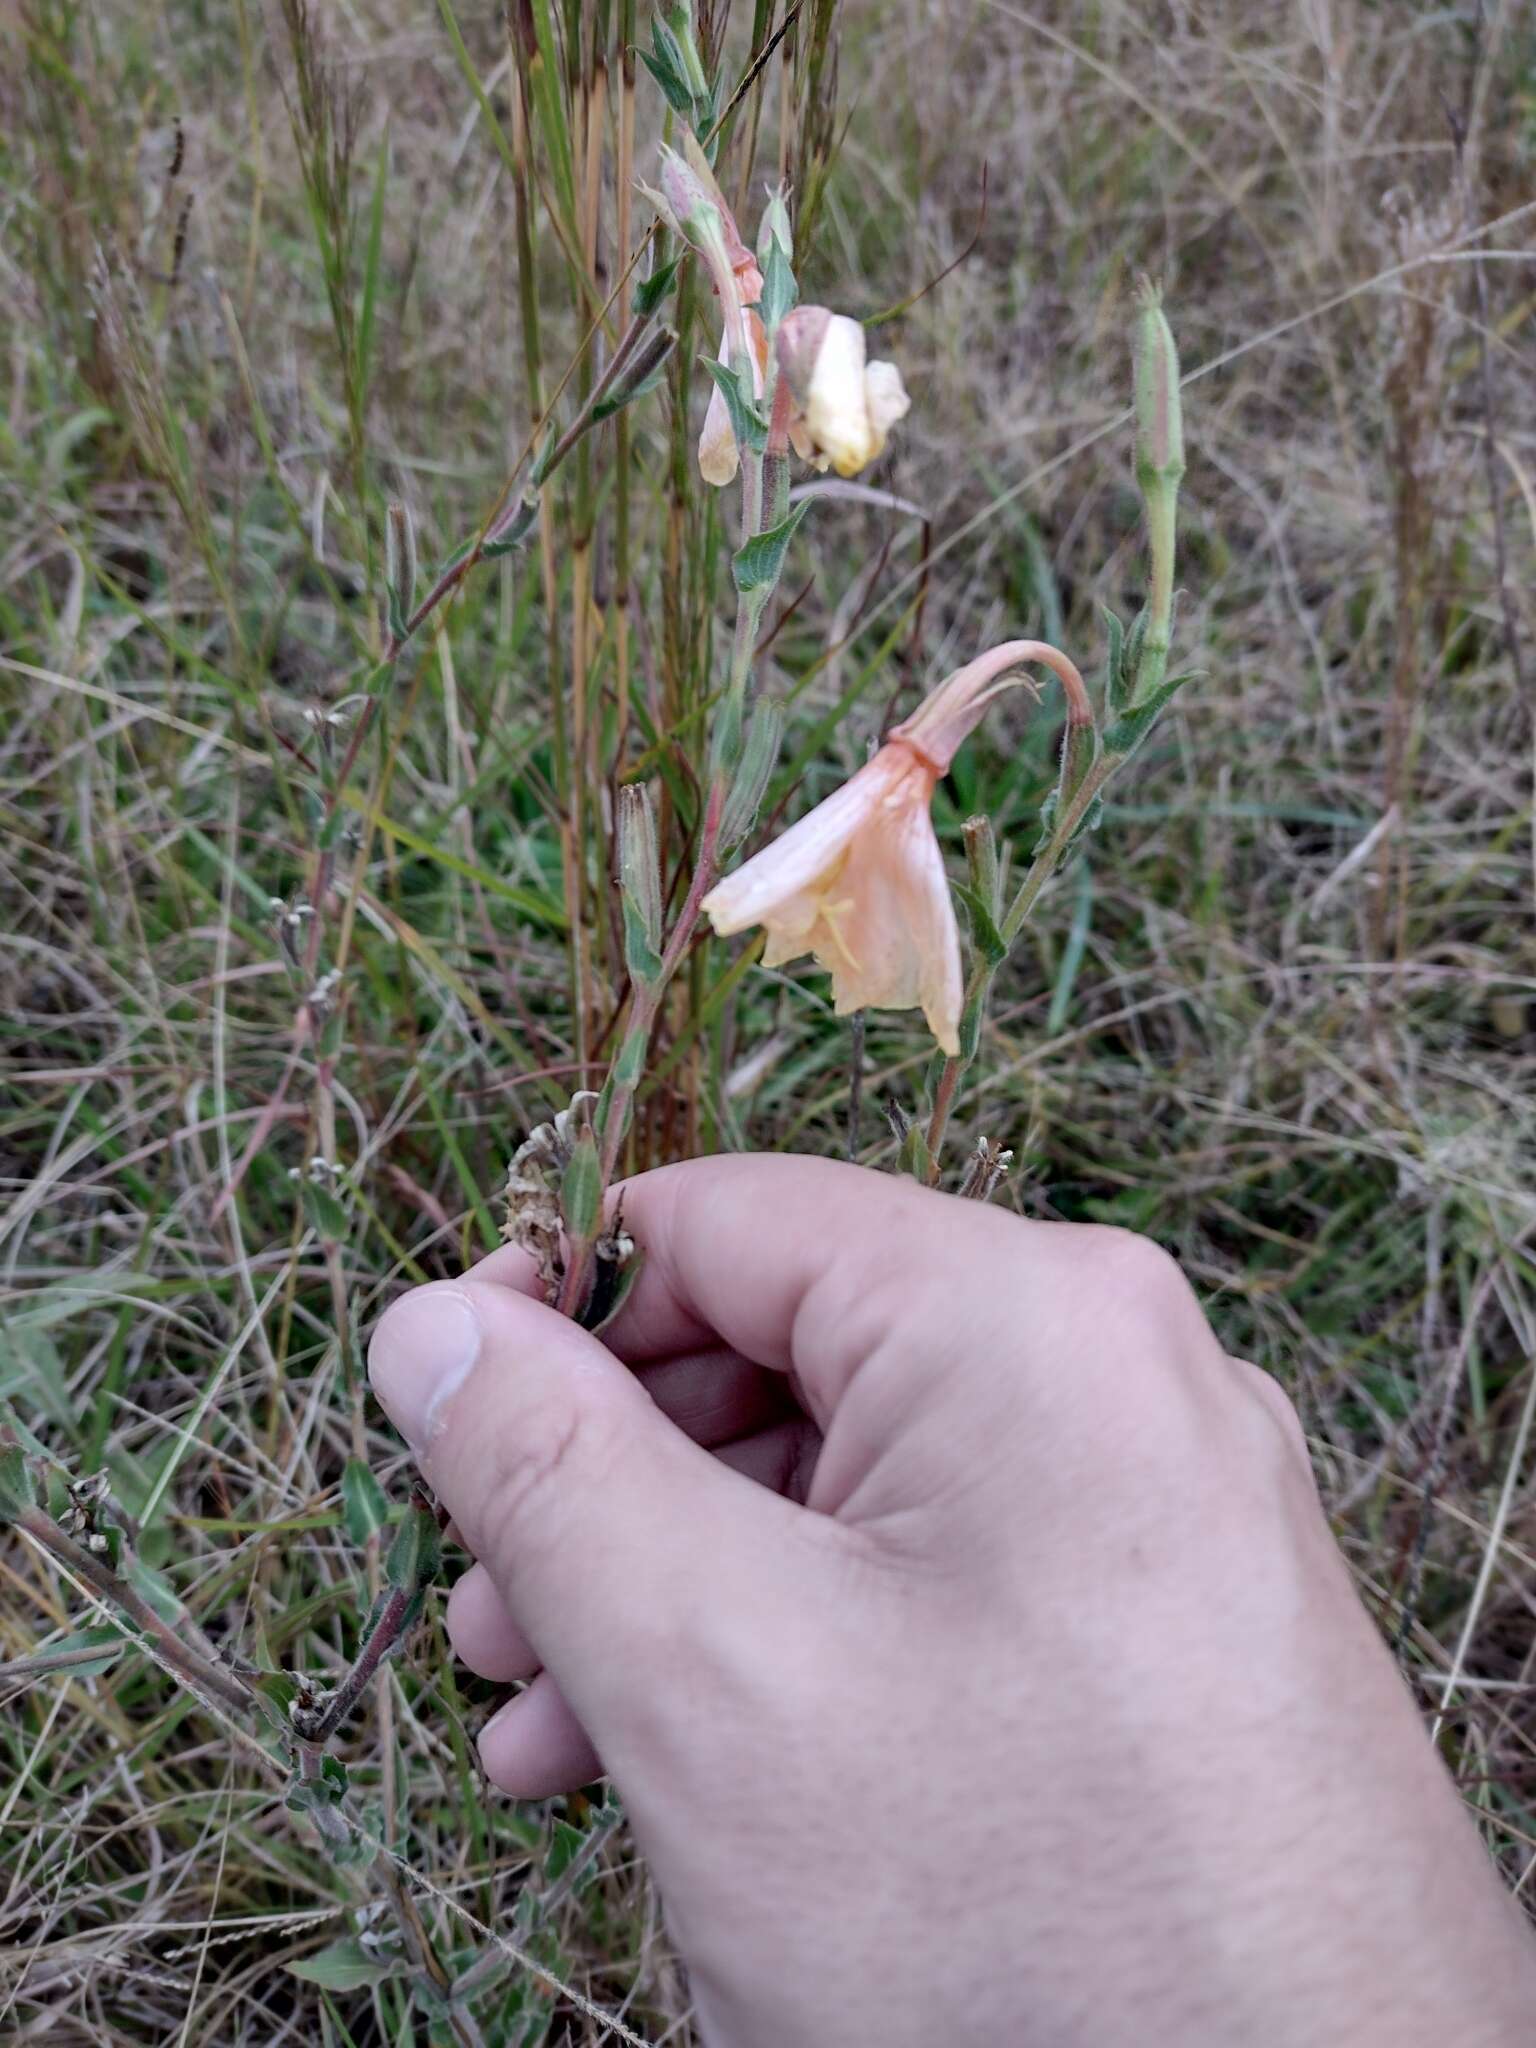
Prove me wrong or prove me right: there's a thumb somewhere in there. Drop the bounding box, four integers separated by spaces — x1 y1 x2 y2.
367 1276 814 1769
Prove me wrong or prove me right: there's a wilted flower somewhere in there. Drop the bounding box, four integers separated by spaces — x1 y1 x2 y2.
699 312 770 487
777 307 910 478
701 640 1090 1051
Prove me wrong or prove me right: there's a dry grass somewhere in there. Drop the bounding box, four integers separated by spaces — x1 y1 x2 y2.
3 0 1536 2039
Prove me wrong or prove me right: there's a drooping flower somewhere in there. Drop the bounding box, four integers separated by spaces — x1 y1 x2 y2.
776 307 911 478
701 641 1091 1052
699 311 770 488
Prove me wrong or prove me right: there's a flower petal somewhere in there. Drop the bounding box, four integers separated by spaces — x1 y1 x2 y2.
702 746 915 937
810 779 961 1052
698 329 741 487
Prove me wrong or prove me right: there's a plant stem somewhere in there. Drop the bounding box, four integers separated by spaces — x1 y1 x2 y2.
924 751 1115 1177
15 1507 255 1719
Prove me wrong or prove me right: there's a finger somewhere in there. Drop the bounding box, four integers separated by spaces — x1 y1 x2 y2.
479 1671 602 1798
543 1155 1044 1418
633 1344 800 1443
446 1405 822 1686
585 1156 1223 1428
368 1277 830 1765
715 1415 822 1504
447 1562 540 1682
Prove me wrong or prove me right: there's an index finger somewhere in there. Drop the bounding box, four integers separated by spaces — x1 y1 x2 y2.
495 1153 1044 1424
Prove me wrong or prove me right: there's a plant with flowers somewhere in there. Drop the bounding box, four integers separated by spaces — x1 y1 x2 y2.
521 84 1191 1313
0 8 1192 2025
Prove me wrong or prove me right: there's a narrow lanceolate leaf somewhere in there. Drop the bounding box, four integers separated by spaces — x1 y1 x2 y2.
0 1444 31 1523
622 892 665 987
756 237 797 332
287 1938 399 1992
700 354 767 458
560 1129 603 1243
1100 603 1130 714
732 502 812 594
483 497 540 556
951 882 1009 971
302 1180 350 1244
341 1458 389 1547
1103 671 1197 758
720 700 783 847
634 255 681 320
898 1117 935 1184
384 1492 441 1597
640 41 695 121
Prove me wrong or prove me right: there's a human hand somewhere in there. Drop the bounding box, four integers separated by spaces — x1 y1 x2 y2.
368 1155 1534 2047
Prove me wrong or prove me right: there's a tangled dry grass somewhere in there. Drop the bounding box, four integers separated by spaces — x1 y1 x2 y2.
3 0 1535 2039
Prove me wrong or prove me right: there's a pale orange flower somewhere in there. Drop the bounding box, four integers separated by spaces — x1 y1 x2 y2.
776 307 910 479
702 641 1091 1052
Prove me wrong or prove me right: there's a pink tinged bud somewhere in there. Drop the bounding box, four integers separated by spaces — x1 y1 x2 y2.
777 310 910 478
656 139 763 318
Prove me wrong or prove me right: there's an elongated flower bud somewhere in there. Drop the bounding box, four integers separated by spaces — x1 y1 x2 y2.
618 782 664 985
385 500 416 613
1133 280 1184 490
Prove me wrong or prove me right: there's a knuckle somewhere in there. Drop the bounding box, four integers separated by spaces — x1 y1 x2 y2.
1238 1364 1314 1476
1083 1224 1191 1311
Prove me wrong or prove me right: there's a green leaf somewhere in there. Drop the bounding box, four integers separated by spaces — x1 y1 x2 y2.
612 1024 647 1091
288 1939 398 1993
732 501 812 594
634 256 680 319
898 1118 934 1184
341 1459 389 1547
720 699 783 847
386 586 407 646
546 1817 585 1881
755 237 797 331
0 1444 31 1523
951 882 1008 970
123 1555 183 1625
483 497 540 557
433 535 475 581
559 1129 603 1243
640 42 695 121
700 354 767 458
592 336 676 421
579 1245 645 1337
48 1625 124 1679
384 1495 442 1598
528 421 559 487
1122 606 1149 694
302 1181 351 1244
958 988 985 1064
1100 603 1129 713
1103 671 1196 758
621 891 665 987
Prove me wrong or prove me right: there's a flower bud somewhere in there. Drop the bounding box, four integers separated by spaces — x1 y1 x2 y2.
757 185 793 267
1133 279 1184 488
618 782 664 984
385 500 416 612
